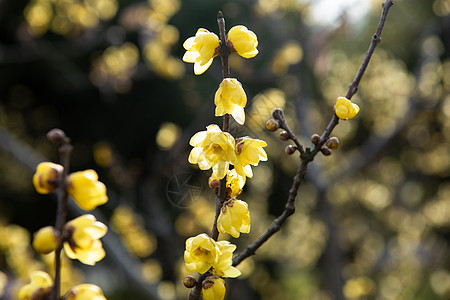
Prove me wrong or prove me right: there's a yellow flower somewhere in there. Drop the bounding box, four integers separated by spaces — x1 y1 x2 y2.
189 125 237 179
183 28 220 75
184 233 219 274
227 25 258 58
18 271 53 300
33 162 63 194
217 199 250 238
64 284 107 300
202 275 226 300
66 170 108 211
334 96 360 120
214 78 247 125
234 137 268 178
33 226 60 254
63 214 107 266
213 241 241 278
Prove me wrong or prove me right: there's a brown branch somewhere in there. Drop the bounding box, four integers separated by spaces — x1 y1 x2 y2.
232 0 394 267
48 129 73 300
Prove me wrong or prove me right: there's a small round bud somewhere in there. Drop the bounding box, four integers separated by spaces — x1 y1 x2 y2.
33 226 60 254
272 108 284 120
279 131 290 141
285 145 296 155
183 276 197 289
311 134 320 145
208 178 220 190
266 119 280 132
326 137 339 150
320 147 332 156
47 128 68 144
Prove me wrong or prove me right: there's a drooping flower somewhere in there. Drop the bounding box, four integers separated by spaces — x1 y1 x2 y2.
188 125 237 179
334 96 360 120
184 233 219 274
214 78 247 125
18 271 53 300
63 214 107 266
183 28 220 75
209 166 246 198
217 199 250 238
233 137 268 178
33 162 63 194
66 170 108 211
202 275 226 300
213 241 241 278
64 284 107 300
227 25 258 58
33 226 60 254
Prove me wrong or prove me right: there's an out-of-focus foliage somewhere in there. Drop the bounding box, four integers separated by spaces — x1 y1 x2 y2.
0 0 449 299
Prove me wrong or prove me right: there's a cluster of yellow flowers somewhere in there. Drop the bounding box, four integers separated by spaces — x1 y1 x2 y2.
19 149 109 299
182 19 266 300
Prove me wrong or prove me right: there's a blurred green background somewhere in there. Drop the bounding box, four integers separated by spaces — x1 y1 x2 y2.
0 0 449 299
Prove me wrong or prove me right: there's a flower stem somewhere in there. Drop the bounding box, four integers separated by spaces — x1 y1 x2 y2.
52 134 73 300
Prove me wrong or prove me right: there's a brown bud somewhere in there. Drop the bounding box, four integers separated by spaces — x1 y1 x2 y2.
285 145 296 155
311 134 320 145
272 108 284 120
326 137 339 150
266 119 280 132
47 128 69 144
320 147 332 156
183 276 197 288
208 178 220 190
279 131 290 141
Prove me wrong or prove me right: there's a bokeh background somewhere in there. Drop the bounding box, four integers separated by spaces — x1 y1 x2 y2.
0 0 449 299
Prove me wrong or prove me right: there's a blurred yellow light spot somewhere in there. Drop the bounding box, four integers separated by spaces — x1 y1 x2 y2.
157 281 176 300
93 141 114 167
343 276 375 299
271 41 303 76
156 122 182 150
433 0 450 16
24 1 53 35
142 259 163 284
430 269 450 297
86 0 118 20
360 181 392 211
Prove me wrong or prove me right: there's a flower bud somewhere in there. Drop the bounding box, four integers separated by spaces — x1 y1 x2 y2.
183 276 197 288
279 131 290 141
265 119 280 132
285 145 296 155
47 128 68 144
208 177 220 190
272 108 284 120
320 147 332 156
33 162 63 194
326 137 339 150
311 134 320 145
33 226 60 254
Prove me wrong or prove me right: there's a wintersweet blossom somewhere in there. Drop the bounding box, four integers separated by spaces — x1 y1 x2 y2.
64 284 107 300
213 241 241 278
334 96 360 120
18 271 53 300
233 137 268 178
214 78 247 125
33 226 60 254
183 28 220 75
66 170 108 211
33 162 63 194
63 214 108 266
184 233 219 274
202 275 226 300
227 25 258 58
217 199 250 238
189 125 237 179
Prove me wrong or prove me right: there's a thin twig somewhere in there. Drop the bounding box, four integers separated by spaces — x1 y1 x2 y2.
232 0 394 266
52 132 73 300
